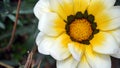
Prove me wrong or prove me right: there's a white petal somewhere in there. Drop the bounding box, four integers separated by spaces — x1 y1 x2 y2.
90 31 119 54
38 12 66 36
96 6 120 30
111 48 120 58
85 46 111 68
88 0 116 15
36 32 55 55
73 0 90 14
110 29 120 45
77 55 91 68
68 42 84 61
50 33 71 60
103 0 116 8
49 0 67 20
58 0 74 15
57 56 79 68
34 0 51 19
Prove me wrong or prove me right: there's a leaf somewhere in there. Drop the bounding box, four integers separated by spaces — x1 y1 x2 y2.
3 0 11 11
3 0 10 3
12 9 33 14
0 60 18 66
0 21 5 29
0 24 37 40
7 14 23 26
12 0 38 14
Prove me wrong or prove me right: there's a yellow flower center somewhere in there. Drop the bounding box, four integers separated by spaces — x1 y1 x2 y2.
69 19 93 42
65 11 99 44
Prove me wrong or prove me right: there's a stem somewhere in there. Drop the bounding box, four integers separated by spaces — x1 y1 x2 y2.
0 0 21 51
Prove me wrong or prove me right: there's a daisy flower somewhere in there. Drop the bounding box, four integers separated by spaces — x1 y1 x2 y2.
34 0 120 68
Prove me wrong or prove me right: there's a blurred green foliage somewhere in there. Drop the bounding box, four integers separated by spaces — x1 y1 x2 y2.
0 0 41 67
0 0 56 68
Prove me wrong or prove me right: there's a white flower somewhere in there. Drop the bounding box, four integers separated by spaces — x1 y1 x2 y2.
34 0 120 68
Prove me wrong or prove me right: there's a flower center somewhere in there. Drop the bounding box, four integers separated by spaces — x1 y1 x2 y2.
65 11 99 45
69 19 93 42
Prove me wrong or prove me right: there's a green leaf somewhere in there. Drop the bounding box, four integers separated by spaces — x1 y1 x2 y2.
0 21 5 29
3 0 11 11
12 9 33 14
3 0 10 3
12 0 38 14
0 24 36 40
7 14 23 26
1 60 18 66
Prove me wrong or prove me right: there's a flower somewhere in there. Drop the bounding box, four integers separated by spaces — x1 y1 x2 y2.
34 0 120 68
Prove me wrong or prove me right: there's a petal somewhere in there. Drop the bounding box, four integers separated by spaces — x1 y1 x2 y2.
50 33 71 60
57 56 79 68
96 6 120 30
111 48 120 58
58 0 74 16
36 32 55 55
88 0 116 15
49 0 67 20
38 12 66 36
110 29 120 45
34 0 51 19
68 42 85 61
77 55 91 68
85 46 111 68
90 31 119 54
73 0 90 14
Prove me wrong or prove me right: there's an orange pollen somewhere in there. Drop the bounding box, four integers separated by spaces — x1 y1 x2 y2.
69 19 93 42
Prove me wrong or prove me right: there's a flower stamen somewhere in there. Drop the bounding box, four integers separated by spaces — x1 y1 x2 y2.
65 11 99 44
69 19 93 42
